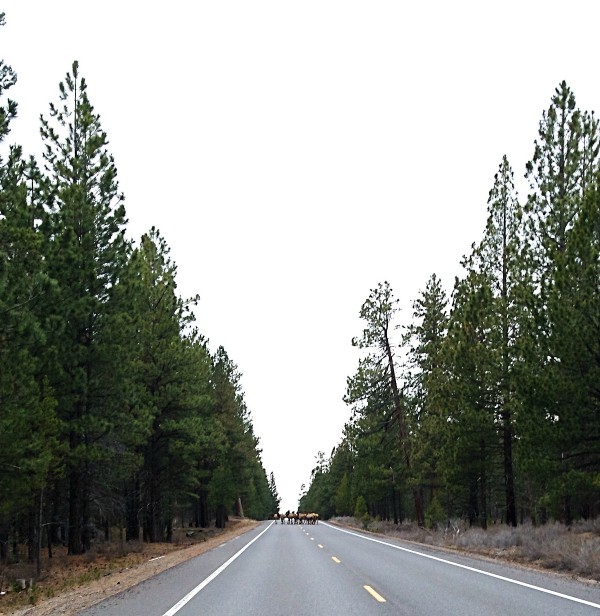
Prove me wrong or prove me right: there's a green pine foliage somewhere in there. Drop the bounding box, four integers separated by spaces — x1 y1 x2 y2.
1 14 598 572
0 13 17 146
0 41 278 568
405 274 449 515
521 82 600 524
302 82 600 529
38 61 131 555
0 18 61 568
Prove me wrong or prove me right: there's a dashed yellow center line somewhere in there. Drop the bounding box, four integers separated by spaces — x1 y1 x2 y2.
331 556 341 564
318 544 323 549
310 537 314 541
364 585 386 603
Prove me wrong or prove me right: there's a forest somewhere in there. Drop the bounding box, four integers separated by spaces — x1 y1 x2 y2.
0 13 280 570
300 81 600 530
2 9 600 581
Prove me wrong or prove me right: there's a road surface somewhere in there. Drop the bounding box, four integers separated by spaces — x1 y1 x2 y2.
79 520 600 615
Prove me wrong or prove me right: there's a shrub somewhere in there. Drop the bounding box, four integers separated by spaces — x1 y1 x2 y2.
425 497 445 530
354 496 367 519
354 496 370 529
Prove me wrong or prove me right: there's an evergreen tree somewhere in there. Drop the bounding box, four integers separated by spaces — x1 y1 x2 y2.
546 168 600 519
524 82 600 522
334 474 353 516
405 274 449 512
40 61 129 554
350 282 424 525
210 347 266 526
344 335 403 522
469 156 530 526
0 14 17 147
0 23 60 567
525 81 588 263
268 472 281 514
0 150 60 567
117 229 209 542
299 451 336 518
444 269 499 528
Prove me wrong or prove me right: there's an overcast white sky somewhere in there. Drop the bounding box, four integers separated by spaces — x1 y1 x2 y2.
3 1 600 513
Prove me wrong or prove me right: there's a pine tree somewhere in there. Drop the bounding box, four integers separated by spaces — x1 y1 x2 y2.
268 472 281 514
40 61 129 554
444 268 499 528
117 229 210 541
524 82 600 522
351 282 424 526
210 347 262 527
525 81 587 263
470 156 529 526
0 13 17 147
405 274 449 512
0 23 60 569
547 168 600 519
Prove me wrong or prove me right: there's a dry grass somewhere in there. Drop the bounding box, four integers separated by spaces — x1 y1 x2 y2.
333 516 600 582
0 518 258 616
2 516 597 614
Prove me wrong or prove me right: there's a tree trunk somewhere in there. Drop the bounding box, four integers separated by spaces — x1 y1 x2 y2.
46 523 53 560
68 464 84 555
27 508 35 564
166 515 173 543
480 440 488 530
126 477 140 541
49 487 61 547
82 469 91 552
384 334 425 526
503 416 517 526
215 505 227 529
197 484 210 528
0 526 7 564
501 223 517 528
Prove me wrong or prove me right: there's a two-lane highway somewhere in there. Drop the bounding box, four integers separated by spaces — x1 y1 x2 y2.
79 521 600 615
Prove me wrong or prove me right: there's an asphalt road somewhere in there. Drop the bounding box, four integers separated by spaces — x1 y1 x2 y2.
79 520 600 615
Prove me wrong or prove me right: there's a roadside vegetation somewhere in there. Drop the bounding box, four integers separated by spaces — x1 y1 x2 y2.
0 10 281 594
0 519 257 614
1 5 599 612
334 517 600 582
300 79 600 562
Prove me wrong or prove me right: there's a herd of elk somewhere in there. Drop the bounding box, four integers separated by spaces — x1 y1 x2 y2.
271 511 319 524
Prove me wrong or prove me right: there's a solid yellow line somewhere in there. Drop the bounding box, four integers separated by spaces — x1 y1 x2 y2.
331 556 341 564
364 585 386 603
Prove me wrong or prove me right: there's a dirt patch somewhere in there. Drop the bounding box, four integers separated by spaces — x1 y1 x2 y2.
0 518 259 616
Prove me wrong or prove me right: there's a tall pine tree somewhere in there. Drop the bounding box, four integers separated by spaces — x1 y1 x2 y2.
524 82 600 522
469 156 530 526
405 274 449 514
350 282 424 526
40 61 129 554
0 18 60 568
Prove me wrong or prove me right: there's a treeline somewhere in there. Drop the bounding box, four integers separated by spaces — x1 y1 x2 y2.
0 16 279 567
300 81 600 529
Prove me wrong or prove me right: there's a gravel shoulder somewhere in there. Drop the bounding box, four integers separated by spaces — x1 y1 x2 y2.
1 519 259 616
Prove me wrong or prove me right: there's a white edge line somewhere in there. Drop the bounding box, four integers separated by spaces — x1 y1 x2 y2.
322 522 600 610
162 521 274 616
